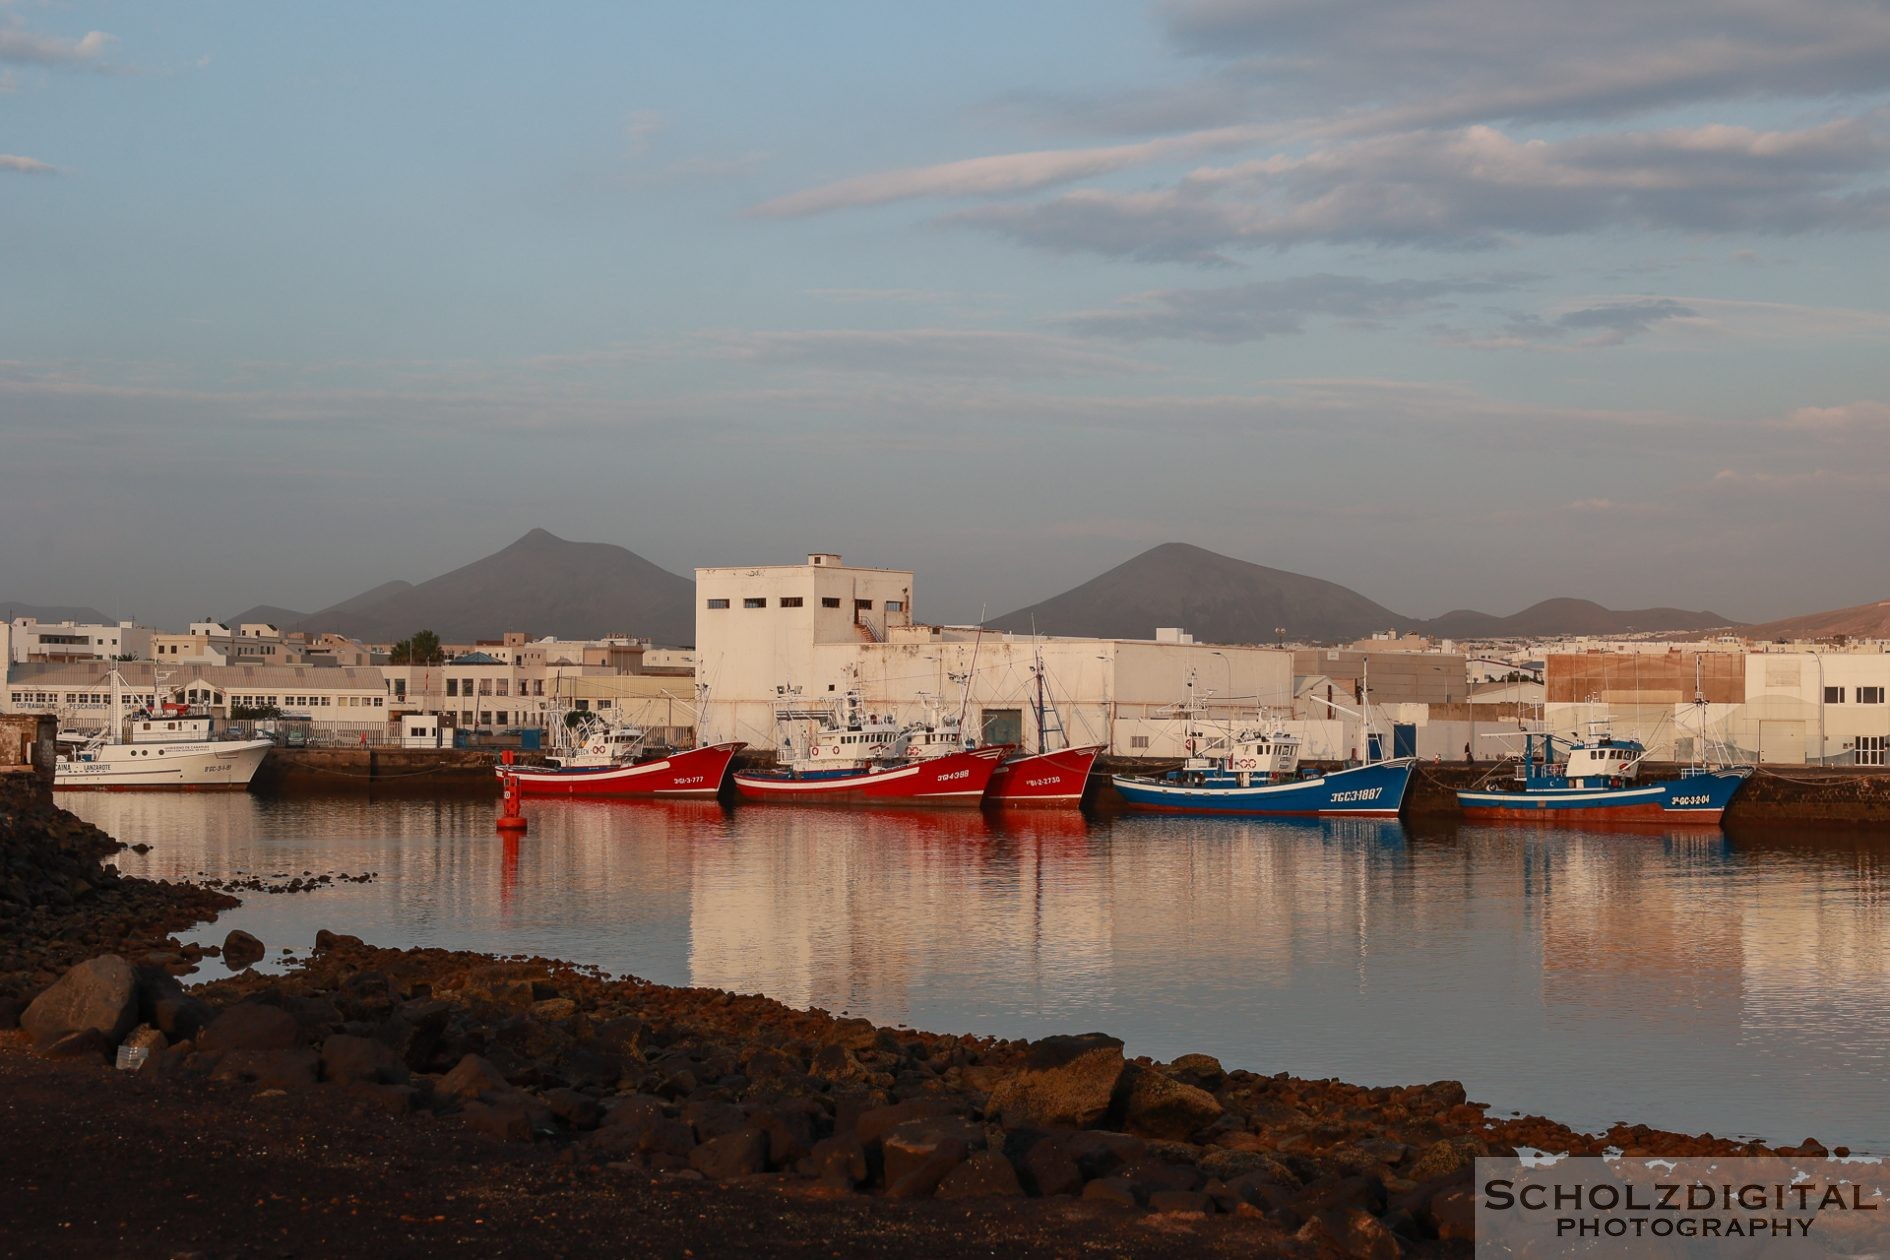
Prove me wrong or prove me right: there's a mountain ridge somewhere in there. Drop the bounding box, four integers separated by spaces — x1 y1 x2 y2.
993 544 1735 643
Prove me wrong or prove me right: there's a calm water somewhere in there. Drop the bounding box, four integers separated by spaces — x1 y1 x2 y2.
60 792 1890 1152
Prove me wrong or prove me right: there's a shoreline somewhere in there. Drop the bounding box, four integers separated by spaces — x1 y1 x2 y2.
234 747 1890 825
3 774 1848 1256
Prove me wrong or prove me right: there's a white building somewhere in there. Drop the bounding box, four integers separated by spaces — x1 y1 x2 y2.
8 617 153 664
1544 648 1890 765
694 553 1314 759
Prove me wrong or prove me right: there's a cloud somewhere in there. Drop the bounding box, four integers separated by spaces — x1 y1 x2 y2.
1786 400 1890 431
0 153 55 174
704 329 1153 379
1442 294 1890 350
1063 271 1534 342
1157 0 1890 131
749 125 1280 217
0 25 114 66
950 117 1890 261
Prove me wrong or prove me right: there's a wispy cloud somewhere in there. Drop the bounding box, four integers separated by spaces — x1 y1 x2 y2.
1064 271 1535 342
704 329 1153 379
750 125 1282 217
0 153 55 174
1785 400 1890 432
0 24 114 67
950 116 1890 261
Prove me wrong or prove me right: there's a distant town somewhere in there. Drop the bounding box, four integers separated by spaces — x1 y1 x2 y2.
6 540 1887 768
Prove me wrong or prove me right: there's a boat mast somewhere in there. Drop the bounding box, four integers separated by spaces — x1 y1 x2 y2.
108 668 123 745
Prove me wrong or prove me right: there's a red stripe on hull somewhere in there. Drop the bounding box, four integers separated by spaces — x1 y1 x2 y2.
734 747 1004 807
507 743 743 799
986 746 1103 808
1459 804 1725 824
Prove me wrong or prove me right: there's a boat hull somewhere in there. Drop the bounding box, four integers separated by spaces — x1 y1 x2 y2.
1112 758 1415 817
986 745 1103 808
503 742 744 799
54 739 273 791
734 746 1005 807
1456 768 1750 823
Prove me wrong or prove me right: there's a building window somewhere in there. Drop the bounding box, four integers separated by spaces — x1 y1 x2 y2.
1825 686 1844 704
779 597 803 608
744 597 767 608
854 599 872 612
478 679 492 695
821 597 841 609
496 680 509 696
534 680 544 696
496 711 508 725
706 599 730 609
1861 687 1886 704
1859 735 1888 766
886 601 903 612
447 679 459 697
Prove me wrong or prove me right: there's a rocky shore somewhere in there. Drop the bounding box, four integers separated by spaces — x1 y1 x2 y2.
0 780 1837 1258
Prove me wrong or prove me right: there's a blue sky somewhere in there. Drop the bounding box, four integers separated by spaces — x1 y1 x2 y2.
3 1 1888 628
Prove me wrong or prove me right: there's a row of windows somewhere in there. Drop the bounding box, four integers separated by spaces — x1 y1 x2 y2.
705 597 904 612
1823 686 1887 704
443 678 546 697
230 694 384 708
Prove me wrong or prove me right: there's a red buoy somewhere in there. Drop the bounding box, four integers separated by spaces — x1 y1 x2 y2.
497 771 528 833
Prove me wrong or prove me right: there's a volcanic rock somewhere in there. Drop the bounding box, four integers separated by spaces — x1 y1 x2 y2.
984 1033 1126 1129
222 930 265 970
199 1003 301 1053
1119 1065 1224 1140
936 1150 1025 1198
20 954 139 1047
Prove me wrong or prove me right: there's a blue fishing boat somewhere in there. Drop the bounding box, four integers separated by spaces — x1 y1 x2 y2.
1455 726 1749 823
1111 669 1414 817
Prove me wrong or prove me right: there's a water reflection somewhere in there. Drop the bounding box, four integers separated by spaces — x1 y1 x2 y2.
61 791 1890 1151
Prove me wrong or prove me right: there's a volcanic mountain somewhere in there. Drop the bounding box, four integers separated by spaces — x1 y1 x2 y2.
0 601 115 624
289 530 696 645
992 544 1735 643
1737 597 1890 642
1423 598 1735 638
990 543 1404 644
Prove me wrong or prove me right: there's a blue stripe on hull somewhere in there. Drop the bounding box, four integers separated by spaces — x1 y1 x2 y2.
1113 759 1415 816
1456 768 1750 817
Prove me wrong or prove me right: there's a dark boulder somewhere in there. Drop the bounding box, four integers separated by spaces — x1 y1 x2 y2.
438 1053 510 1101
1118 1064 1224 1140
20 955 139 1048
882 1116 984 1194
937 1150 1025 1198
809 1133 869 1190
199 1003 301 1053
689 1126 768 1180
1012 1132 1084 1198
320 1033 410 1085
222 930 265 970
985 1033 1126 1130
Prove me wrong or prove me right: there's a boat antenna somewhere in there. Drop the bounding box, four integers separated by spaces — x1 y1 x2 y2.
957 608 986 729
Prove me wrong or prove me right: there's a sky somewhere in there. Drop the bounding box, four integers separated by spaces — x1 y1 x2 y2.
2 0 1888 630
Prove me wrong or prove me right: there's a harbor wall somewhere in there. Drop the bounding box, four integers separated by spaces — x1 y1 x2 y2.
253 748 524 796
250 747 1890 821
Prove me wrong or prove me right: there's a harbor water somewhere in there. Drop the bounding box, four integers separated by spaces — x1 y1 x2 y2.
61 792 1890 1153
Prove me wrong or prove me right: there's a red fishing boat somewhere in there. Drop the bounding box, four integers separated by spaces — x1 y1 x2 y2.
500 715 743 799
986 744 1105 807
731 686 1007 806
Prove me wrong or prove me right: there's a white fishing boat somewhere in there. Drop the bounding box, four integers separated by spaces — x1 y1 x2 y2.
53 671 273 791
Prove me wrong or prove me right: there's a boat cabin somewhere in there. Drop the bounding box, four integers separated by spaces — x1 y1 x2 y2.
773 687 900 771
